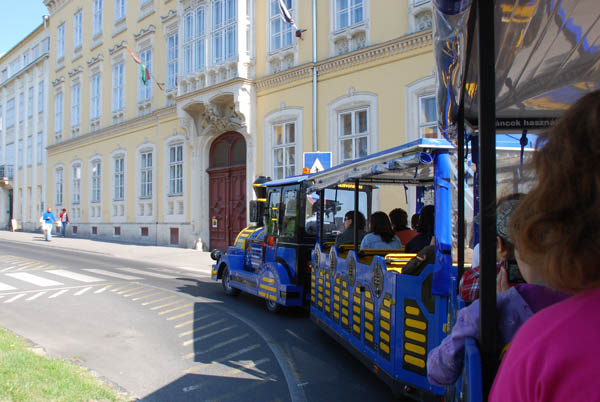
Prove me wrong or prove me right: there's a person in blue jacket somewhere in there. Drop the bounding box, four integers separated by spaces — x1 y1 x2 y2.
42 208 57 241
360 211 403 250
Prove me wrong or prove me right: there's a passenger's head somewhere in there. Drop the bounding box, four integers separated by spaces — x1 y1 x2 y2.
417 205 435 234
411 213 420 230
510 90 600 293
389 208 409 232
47 207 52 212
344 211 366 231
496 193 524 261
369 211 396 243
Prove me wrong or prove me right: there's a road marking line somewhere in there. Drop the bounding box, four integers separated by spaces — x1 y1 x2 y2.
123 288 153 298
186 333 250 359
158 303 193 315
94 285 112 294
4 294 26 303
166 310 193 321
142 295 176 306
48 289 69 299
27 292 47 300
45 269 106 283
178 318 227 337
174 312 215 328
74 287 93 296
227 357 271 375
83 269 143 280
0 266 16 272
182 325 237 346
150 300 181 311
187 344 262 371
118 286 143 295
0 282 16 291
132 291 163 301
6 272 63 287
182 384 204 393
116 267 175 279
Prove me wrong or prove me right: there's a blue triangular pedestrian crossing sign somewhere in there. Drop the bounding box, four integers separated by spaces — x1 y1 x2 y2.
303 152 331 173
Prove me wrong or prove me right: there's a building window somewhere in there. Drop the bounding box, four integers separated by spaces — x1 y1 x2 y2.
114 226 121 236
138 49 152 101
54 93 63 134
18 92 24 123
335 0 364 30
92 226 98 235
272 121 295 179
91 161 101 203
26 136 32 166
27 87 34 118
72 164 81 203
211 0 237 65
90 74 101 119
418 95 437 138
57 24 65 60
37 134 43 164
183 7 206 74
167 33 178 90
38 82 44 113
338 108 369 163
6 98 15 128
18 139 23 169
74 11 83 49
112 63 124 111
23 51 30 66
93 0 103 36
55 168 63 205
72 84 81 127
141 227 149 236
115 0 126 21
270 0 293 51
72 225 78 233
140 151 152 197
169 144 183 195
114 157 124 200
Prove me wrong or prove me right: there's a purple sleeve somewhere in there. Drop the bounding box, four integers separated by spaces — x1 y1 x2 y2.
427 302 480 386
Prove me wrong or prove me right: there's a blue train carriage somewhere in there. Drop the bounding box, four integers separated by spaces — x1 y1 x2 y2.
211 174 370 312
309 138 455 401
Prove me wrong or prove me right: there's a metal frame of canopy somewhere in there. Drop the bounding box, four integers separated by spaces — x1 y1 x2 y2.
433 0 600 397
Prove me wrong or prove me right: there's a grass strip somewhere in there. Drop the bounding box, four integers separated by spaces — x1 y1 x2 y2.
0 327 128 402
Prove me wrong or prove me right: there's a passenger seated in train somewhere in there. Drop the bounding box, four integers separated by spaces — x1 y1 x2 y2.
405 205 435 253
389 208 418 245
411 213 420 231
426 196 570 387
334 211 366 248
402 245 435 276
359 212 403 250
459 194 524 303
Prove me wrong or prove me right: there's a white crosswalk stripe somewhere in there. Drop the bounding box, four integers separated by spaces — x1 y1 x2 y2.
83 269 143 280
116 267 175 279
48 289 69 299
45 270 105 283
4 294 26 303
6 272 63 287
0 282 16 291
74 287 93 296
27 292 47 301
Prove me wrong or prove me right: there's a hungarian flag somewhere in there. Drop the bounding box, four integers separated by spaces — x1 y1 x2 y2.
140 63 150 85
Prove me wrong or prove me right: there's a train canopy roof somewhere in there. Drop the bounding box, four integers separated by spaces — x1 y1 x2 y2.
308 138 454 191
435 0 600 136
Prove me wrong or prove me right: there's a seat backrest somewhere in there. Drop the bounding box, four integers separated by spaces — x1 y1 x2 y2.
463 337 483 402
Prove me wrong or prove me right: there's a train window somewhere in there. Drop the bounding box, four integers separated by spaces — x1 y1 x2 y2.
266 188 281 236
280 187 299 239
321 187 367 241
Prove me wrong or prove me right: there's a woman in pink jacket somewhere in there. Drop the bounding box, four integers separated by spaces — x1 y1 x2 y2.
490 90 600 401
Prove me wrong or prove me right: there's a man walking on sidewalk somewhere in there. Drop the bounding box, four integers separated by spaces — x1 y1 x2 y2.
42 208 57 241
59 209 69 237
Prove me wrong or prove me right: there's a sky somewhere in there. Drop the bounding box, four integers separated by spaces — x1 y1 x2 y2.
0 0 48 57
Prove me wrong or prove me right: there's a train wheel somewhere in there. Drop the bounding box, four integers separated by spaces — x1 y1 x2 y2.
265 298 281 313
221 267 240 296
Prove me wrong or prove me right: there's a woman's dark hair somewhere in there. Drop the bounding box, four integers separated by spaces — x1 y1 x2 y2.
509 90 600 293
344 211 366 231
417 205 435 234
411 213 420 230
369 211 396 243
495 193 524 260
389 208 409 232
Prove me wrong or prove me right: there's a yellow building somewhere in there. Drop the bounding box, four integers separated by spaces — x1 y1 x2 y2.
43 0 436 249
0 23 51 231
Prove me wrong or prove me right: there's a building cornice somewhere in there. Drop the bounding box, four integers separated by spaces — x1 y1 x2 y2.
44 0 71 15
134 24 156 41
87 53 104 67
161 9 177 24
47 106 177 154
175 77 254 103
52 76 65 87
109 41 128 55
256 30 433 91
67 66 83 78
0 53 49 89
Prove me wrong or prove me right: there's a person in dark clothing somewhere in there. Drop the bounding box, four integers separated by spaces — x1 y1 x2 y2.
335 211 366 248
406 205 434 253
390 208 418 245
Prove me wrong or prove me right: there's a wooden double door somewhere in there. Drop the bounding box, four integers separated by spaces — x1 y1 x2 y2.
208 132 247 251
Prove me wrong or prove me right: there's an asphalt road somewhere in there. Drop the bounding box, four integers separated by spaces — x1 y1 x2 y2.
0 239 398 402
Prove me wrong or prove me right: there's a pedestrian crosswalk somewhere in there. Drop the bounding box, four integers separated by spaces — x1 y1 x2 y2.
0 255 192 304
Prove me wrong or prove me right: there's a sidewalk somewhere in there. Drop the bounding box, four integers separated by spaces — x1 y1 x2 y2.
0 230 213 273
